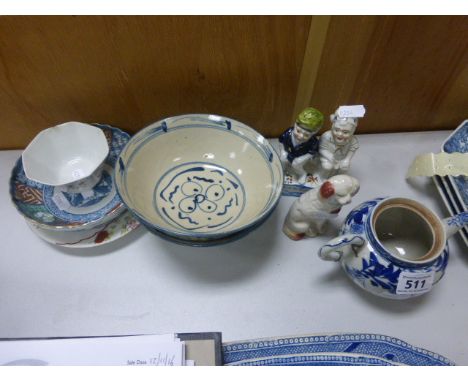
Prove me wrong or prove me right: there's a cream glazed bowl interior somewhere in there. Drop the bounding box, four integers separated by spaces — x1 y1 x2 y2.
115 114 283 244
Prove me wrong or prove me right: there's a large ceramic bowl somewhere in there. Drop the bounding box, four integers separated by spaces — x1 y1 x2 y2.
115 114 283 245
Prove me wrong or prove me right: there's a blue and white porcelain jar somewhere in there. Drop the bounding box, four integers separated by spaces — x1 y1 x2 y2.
318 197 468 299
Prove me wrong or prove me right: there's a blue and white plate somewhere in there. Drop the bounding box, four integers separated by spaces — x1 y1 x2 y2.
433 175 468 246
225 352 404 366
10 124 130 230
438 120 468 246
442 120 467 210
222 333 455 366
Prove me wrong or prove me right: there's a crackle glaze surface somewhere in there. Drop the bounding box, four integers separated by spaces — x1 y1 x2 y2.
115 114 283 243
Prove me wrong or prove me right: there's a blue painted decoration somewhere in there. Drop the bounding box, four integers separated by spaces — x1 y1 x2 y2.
335 197 450 297
154 162 246 232
60 171 113 208
222 333 455 366
10 124 130 227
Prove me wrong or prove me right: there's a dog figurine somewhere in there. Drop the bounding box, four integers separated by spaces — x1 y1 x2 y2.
283 175 360 240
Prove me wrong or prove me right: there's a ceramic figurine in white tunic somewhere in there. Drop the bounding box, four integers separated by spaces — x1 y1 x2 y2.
319 107 363 177
282 175 360 240
279 107 324 184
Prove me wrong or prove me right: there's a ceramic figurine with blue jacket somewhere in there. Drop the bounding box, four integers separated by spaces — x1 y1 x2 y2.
319 105 365 177
282 174 360 240
279 107 324 184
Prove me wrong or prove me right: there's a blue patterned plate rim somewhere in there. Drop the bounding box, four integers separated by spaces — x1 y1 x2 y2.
224 352 405 366
9 123 130 230
222 333 455 366
432 176 468 245
441 119 468 154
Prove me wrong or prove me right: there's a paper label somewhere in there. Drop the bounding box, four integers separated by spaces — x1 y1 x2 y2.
0 334 186 366
396 271 434 295
337 105 366 118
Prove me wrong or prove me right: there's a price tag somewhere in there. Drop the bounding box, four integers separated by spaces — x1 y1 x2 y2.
396 271 434 295
336 105 366 118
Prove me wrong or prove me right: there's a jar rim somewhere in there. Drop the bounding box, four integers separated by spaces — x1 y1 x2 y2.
368 197 445 266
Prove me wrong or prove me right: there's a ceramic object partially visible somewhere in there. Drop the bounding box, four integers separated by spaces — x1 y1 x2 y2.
278 107 324 184
433 175 468 246
318 107 362 178
22 122 109 188
318 197 467 299
10 124 130 231
115 114 283 246
140 204 277 247
27 210 140 248
442 120 468 210
283 175 359 240
278 105 365 197
226 352 403 366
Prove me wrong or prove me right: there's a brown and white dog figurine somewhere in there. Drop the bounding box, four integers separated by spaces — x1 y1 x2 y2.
282 175 360 240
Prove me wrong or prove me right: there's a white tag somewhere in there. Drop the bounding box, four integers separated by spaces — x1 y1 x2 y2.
337 105 366 118
396 271 434 295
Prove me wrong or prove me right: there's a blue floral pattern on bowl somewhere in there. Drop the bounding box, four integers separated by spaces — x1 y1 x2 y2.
318 197 452 299
10 124 130 229
339 198 450 293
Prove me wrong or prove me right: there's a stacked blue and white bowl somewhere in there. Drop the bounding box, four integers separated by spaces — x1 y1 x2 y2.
9 122 140 248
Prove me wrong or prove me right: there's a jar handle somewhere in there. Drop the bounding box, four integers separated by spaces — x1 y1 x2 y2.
318 234 366 262
443 212 468 239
